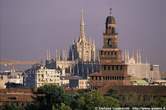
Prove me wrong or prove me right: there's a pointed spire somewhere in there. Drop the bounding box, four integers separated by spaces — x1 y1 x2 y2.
48 49 51 60
132 49 135 59
57 49 60 61
80 9 86 38
55 49 57 60
139 49 142 64
63 48 67 60
93 40 96 61
124 49 128 64
123 49 127 63
136 49 139 64
46 49 51 60
72 49 74 61
59 49 62 60
127 49 129 63
145 56 148 65
46 49 48 60
145 56 148 79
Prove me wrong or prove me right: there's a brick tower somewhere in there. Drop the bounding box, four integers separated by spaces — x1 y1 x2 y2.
90 9 129 91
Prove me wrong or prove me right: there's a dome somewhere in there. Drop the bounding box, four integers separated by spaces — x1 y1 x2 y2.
106 16 116 25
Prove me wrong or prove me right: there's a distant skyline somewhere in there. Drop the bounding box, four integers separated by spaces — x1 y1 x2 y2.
0 0 166 71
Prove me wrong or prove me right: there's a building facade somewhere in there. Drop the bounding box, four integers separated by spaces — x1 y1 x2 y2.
35 66 61 88
23 64 61 88
0 71 23 88
124 50 161 81
69 76 88 89
0 88 36 107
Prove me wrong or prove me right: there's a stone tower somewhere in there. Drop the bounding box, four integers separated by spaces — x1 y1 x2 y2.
90 9 129 90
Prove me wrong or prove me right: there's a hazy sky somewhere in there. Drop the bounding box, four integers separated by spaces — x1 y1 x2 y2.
0 0 166 71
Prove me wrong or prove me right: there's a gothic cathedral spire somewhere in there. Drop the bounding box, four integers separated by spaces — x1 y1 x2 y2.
80 9 86 39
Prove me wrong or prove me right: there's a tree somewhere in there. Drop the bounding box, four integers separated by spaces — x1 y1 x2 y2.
71 90 120 110
25 103 38 110
152 97 166 107
60 103 72 110
103 96 120 107
37 84 65 110
4 103 20 110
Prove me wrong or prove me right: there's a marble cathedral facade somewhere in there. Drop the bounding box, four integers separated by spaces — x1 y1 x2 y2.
69 10 96 62
49 10 99 78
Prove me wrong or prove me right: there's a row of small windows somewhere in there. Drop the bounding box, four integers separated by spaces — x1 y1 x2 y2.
38 78 59 82
100 51 118 56
91 76 124 80
103 65 123 71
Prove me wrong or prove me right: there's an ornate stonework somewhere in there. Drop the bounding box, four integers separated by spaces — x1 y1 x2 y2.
71 10 96 62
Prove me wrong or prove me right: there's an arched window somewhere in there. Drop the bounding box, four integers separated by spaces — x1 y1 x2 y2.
107 39 112 47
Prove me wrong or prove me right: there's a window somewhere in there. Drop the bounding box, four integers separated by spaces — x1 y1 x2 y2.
101 51 103 55
111 52 113 55
95 77 97 80
112 66 114 70
116 65 119 70
104 65 106 70
108 66 110 70
8 97 16 100
120 66 122 70
113 76 115 80
108 39 111 46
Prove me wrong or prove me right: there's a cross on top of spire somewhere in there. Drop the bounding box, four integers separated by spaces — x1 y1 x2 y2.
110 8 112 15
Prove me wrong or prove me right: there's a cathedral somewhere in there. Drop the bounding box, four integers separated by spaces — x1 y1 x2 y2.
69 10 96 62
51 10 98 77
45 8 161 86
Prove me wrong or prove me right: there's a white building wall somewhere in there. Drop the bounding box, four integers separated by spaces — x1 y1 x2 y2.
78 79 88 89
35 67 61 88
127 64 151 79
8 73 23 84
0 75 8 88
149 65 160 80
